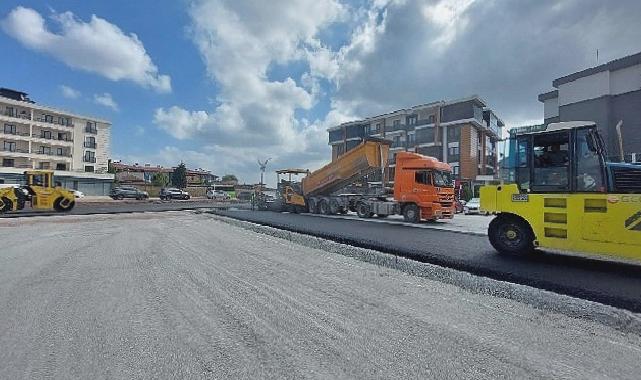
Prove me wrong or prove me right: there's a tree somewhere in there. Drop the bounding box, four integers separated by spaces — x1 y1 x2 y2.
221 174 238 183
172 163 187 189
152 172 169 187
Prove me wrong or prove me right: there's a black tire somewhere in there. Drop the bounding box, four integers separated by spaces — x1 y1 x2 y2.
0 196 13 213
53 197 75 212
403 204 420 223
356 202 371 218
185 195 190 200
116 194 124 200
295 205 307 214
14 188 26 210
308 199 317 214
488 214 535 255
319 200 330 215
376 214 388 218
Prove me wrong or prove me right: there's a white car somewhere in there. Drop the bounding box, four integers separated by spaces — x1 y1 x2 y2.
464 198 482 215
73 190 85 198
207 189 230 200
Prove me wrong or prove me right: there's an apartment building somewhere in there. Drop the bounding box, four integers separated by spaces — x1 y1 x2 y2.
0 88 114 195
539 51 641 162
112 161 218 185
328 96 504 185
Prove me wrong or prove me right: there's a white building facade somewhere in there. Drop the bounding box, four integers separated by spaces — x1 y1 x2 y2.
0 88 114 195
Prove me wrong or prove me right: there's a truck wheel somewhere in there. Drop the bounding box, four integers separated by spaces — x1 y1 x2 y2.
116 194 124 200
0 197 13 212
319 200 330 215
356 203 371 218
308 199 317 214
488 215 534 255
53 197 75 212
403 204 420 223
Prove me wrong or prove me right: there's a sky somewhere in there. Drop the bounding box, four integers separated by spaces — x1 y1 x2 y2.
2 0 641 185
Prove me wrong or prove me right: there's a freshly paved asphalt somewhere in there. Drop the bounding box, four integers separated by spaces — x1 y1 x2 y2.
0 199 242 218
215 210 641 313
2 213 640 379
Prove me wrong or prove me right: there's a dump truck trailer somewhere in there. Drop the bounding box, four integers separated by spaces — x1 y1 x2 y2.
271 138 456 222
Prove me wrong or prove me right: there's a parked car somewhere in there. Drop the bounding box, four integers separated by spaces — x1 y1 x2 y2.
463 198 482 215
110 186 149 200
455 199 466 214
206 189 230 200
160 187 190 200
73 190 85 198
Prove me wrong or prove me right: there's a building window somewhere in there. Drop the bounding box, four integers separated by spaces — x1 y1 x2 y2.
407 115 417 125
447 126 461 141
39 146 52 155
84 151 96 163
85 166 95 172
39 162 50 170
84 136 96 148
44 115 54 123
393 120 401 128
56 163 66 170
41 130 52 139
408 133 415 146
58 132 67 141
376 123 381 131
453 166 459 176
448 146 460 155
4 124 16 134
4 141 16 152
428 115 435 124
2 158 15 167
56 147 64 156
5 107 14 117
85 121 98 134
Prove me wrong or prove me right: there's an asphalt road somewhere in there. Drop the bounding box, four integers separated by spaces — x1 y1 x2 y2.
1 212 640 379
214 210 641 313
0 199 242 218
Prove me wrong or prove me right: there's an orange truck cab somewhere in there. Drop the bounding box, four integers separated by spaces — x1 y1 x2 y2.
393 151 455 220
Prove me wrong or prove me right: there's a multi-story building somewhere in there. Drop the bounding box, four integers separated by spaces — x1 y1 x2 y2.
112 161 218 186
328 96 504 185
539 51 641 162
0 88 114 195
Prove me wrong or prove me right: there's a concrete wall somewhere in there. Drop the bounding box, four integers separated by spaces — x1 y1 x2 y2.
610 64 641 96
558 70 610 106
609 90 641 155
543 97 559 119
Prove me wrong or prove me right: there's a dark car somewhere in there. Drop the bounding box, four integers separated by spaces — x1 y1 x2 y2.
160 187 190 200
110 186 149 200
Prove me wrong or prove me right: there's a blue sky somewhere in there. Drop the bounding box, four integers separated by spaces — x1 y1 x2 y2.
2 0 641 184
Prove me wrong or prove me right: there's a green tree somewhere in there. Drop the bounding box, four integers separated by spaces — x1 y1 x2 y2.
152 172 169 187
172 163 187 189
221 174 238 183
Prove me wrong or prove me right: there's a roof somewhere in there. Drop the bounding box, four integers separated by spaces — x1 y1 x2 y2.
552 51 641 87
511 121 596 136
538 89 559 102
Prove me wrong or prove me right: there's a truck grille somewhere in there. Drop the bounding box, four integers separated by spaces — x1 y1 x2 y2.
612 166 641 193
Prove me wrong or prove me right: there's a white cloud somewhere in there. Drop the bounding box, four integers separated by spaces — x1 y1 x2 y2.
2 6 171 93
59 85 80 99
93 93 119 111
153 106 210 140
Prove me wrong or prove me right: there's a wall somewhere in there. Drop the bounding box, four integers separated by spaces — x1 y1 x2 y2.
609 64 641 96
543 97 559 119
558 70 610 106
609 90 641 155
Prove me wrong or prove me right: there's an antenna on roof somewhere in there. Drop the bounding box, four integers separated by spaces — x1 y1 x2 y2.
596 49 599 64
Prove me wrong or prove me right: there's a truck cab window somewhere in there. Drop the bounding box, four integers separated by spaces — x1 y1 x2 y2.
576 129 605 192
415 171 431 185
532 131 569 191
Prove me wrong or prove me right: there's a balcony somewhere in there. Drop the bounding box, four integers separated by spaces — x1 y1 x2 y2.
35 149 72 158
1 129 30 138
3 109 31 120
1 147 30 154
34 115 73 128
83 156 97 163
32 133 73 142
84 141 97 148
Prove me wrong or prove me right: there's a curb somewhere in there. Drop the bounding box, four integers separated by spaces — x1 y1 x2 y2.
209 213 641 335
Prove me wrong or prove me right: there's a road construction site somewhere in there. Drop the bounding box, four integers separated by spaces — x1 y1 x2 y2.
1 211 640 379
